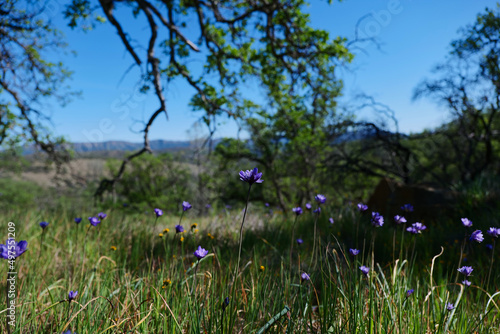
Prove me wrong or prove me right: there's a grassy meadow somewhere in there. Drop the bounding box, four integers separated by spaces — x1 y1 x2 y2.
1 170 500 334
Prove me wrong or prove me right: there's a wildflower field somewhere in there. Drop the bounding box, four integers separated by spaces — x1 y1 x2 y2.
1 168 500 334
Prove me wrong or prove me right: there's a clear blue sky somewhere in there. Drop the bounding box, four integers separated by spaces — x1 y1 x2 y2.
46 0 498 143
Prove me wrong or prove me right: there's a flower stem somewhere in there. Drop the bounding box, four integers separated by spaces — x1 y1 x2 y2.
230 184 252 323
289 215 299 272
311 209 320 268
487 240 496 289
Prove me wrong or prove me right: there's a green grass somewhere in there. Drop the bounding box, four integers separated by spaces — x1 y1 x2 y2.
1 203 499 333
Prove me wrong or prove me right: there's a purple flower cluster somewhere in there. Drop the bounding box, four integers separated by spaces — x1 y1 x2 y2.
329 217 334 225
315 194 326 204
487 227 500 238
194 246 208 260
74 218 82 224
239 167 264 185
461 218 472 227
406 222 426 234
182 201 192 212
305 203 312 210
349 248 359 256
88 217 101 226
97 212 107 220
457 266 473 276
292 207 303 215
394 215 407 224
154 208 163 217
401 204 414 212
68 290 78 303
357 203 368 212
0 239 28 259
470 230 484 243
301 272 310 281
371 212 384 227
39 221 49 229
359 266 370 276
175 225 184 233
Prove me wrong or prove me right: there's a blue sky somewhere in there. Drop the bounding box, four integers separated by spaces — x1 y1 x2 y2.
45 0 498 143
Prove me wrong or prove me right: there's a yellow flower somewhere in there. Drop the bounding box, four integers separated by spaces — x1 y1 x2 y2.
158 233 163 238
110 246 117 251
162 279 171 289
259 265 265 272
163 228 170 233
207 233 215 239
191 223 198 229
180 236 185 242
193 229 199 234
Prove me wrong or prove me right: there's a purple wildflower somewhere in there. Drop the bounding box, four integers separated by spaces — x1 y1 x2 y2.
457 266 473 276
175 225 184 233
0 239 28 259
305 203 312 210
68 290 78 303
194 246 209 260
88 217 101 226
401 204 414 212
462 280 471 287
394 215 407 224
292 207 303 215
470 230 484 243
296 238 303 245
97 212 107 220
406 226 418 234
407 222 426 234
461 218 472 227
359 265 370 276
315 194 326 204
371 212 384 227
446 303 454 311
154 208 163 217
486 244 493 251
74 218 82 224
239 167 264 184
39 221 49 229
357 203 368 212
349 248 360 256
182 201 192 212
222 297 230 311
487 227 500 238
329 217 334 225
413 222 426 232
205 204 211 209
406 289 414 297
265 203 270 207
313 207 321 214
301 272 310 281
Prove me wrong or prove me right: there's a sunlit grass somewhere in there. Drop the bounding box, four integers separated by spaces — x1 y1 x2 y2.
1 203 500 333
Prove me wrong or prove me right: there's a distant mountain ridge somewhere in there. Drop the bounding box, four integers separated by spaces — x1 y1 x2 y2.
70 140 192 152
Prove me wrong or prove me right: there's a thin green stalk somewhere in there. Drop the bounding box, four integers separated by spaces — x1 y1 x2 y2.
289 214 299 272
229 184 252 332
311 209 320 268
80 225 92 278
486 240 496 289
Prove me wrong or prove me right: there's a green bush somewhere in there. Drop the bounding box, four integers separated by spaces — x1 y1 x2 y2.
107 153 194 213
